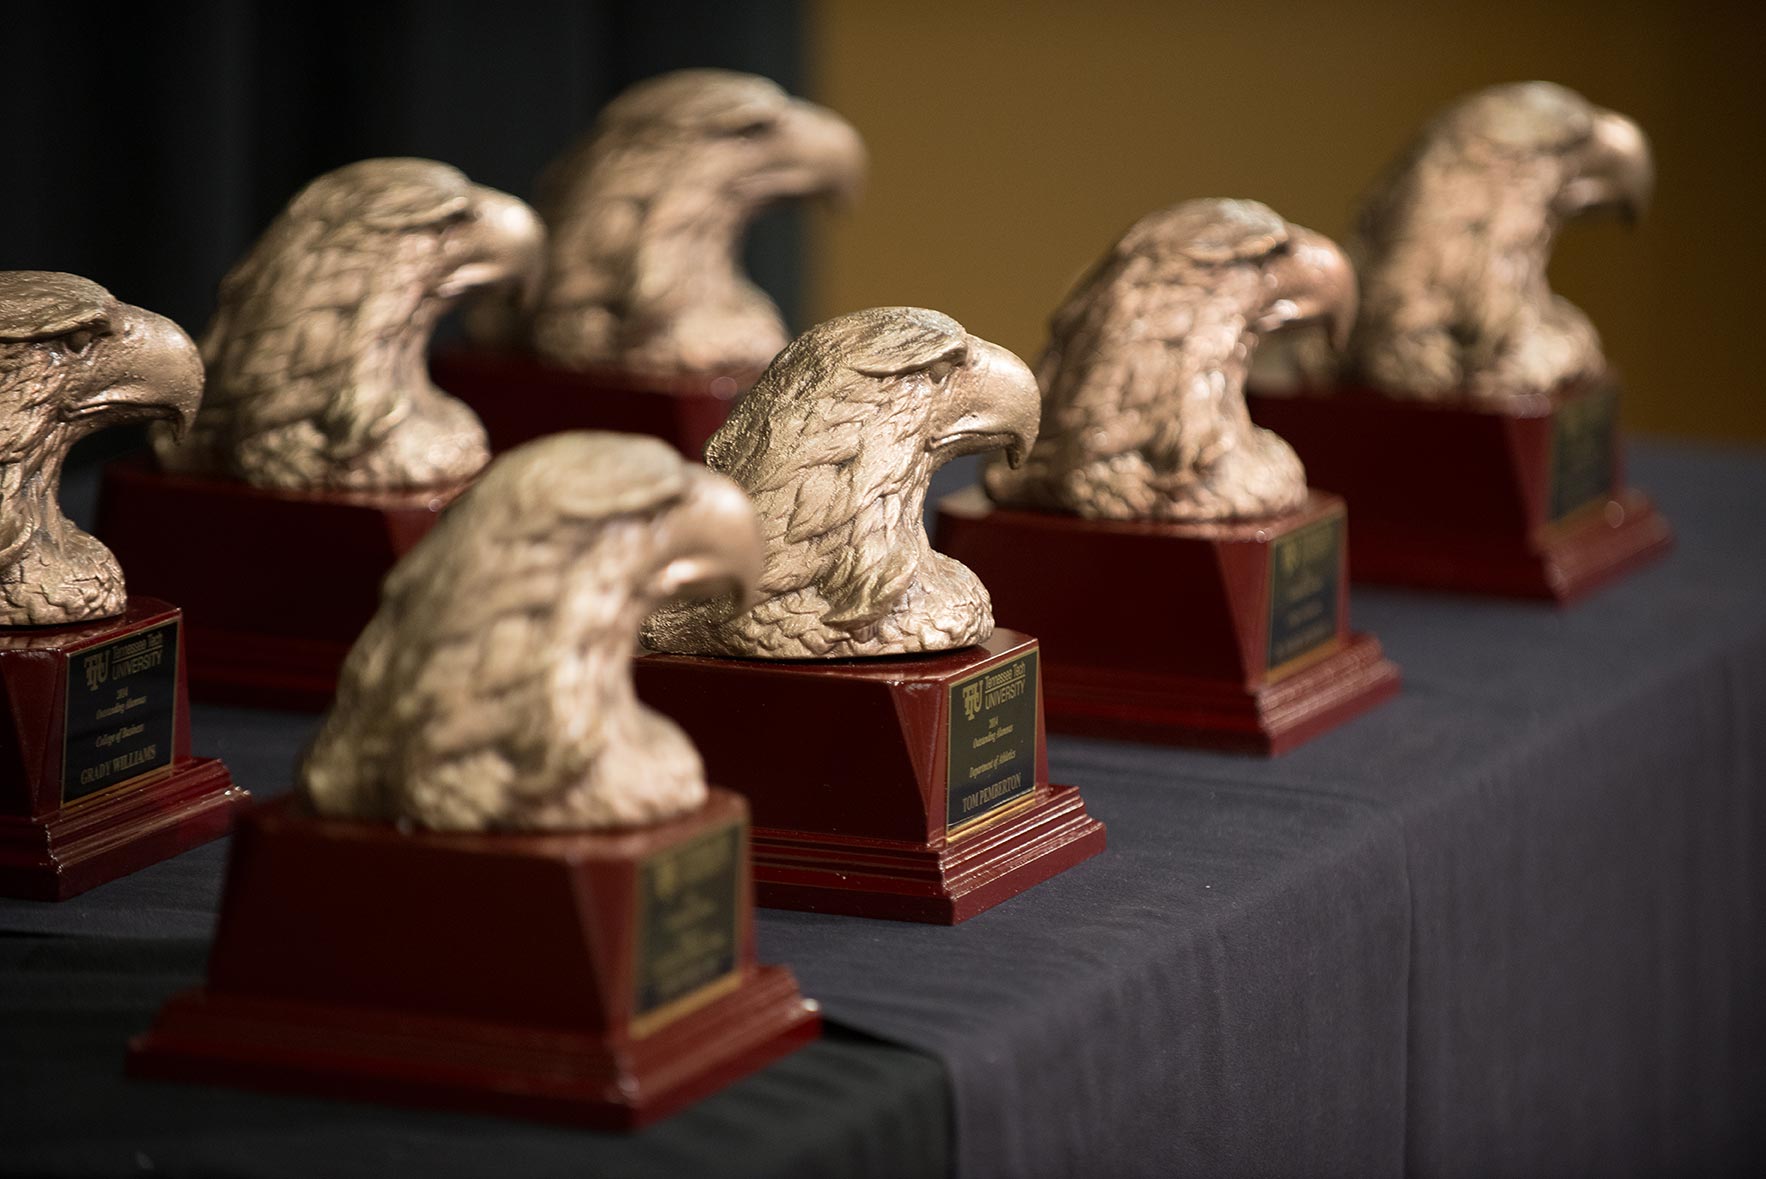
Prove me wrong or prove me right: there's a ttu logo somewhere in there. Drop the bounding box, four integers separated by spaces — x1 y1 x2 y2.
82 652 108 692
962 679 984 721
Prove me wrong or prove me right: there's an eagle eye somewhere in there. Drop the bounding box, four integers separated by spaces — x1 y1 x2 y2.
922 359 957 385
61 328 98 356
728 119 776 140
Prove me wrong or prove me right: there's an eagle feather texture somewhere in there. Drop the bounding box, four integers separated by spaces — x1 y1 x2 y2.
302 432 756 832
1 272 202 626
1346 82 1651 401
643 307 1024 659
0 347 124 623
987 199 1323 522
496 70 864 377
154 158 542 491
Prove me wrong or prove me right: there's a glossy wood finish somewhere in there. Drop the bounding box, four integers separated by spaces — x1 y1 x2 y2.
635 630 1106 923
1246 377 1673 602
934 491 1401 755
94 457 461 709
128 788 820 1130
0 598 246 899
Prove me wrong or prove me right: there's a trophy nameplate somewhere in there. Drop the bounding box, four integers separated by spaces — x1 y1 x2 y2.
62 618 179 805
635 631 1105 924
946 649 1039 836
0 600 245 900
935 491 1399 755
128 790 819 1129
632 819 743 1037
1266 511 1344 676
1246 378 1671 602
1549 382 1619 523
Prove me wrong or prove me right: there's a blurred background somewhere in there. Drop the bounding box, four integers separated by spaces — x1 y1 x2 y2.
3 0 1761 442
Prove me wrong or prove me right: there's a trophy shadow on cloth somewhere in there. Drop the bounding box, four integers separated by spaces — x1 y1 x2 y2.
0 272 245 900
935 200 1402 754
1246 82 1671 602
433 69 866 459
129 432 819 1128
94 158 545 709
635 307 1106 923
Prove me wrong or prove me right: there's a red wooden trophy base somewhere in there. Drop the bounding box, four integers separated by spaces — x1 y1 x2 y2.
128 789 820 1130
0 598 246 900
635 630 1106 923
430 348 752 459
1246 377 1672 602
935 490 1401 755
94 456 463 709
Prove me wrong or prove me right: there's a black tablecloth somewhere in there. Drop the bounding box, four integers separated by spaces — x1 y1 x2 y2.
4 443 1762 1178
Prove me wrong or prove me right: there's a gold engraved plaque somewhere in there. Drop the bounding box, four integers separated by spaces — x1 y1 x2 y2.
945 649 1039 837
1550 384 1619 522
1266 513 1343 676
632 819 742 1037
62 619 180 805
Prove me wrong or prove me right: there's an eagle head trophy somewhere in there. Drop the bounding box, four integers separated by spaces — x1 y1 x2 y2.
1348 81 1653 402
986 199 1355 522
154 157 545 491
512 69 866 377
643 307 1040 659
301 431 762 832
0 272 201 626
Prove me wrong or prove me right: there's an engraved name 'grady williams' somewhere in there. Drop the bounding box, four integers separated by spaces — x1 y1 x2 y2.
67 626 175 798
79 743 162 788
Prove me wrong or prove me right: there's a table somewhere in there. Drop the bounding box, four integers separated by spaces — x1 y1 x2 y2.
4 443 1761 1177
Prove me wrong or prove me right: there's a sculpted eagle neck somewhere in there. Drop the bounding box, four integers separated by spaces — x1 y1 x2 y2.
302 433 762 833
767 475 993 660
538 176 783 376
0 455 125 626
642 307 1041 661
1348 84 1652 402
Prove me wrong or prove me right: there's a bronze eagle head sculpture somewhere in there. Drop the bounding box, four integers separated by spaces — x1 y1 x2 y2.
154 157 544 492
643 307 1040 659
0 272 201 627
1347 81 1653 402
986 199 1355 522
301 431 762 832
508 69 865 377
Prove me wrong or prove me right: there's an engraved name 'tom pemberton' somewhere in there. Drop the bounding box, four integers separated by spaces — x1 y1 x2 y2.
300 432 762 832
1347 81 1652 403
500 70 865 377
642 307 1040 659
155 158 544 492
0 272 202 626
986 199 1356 522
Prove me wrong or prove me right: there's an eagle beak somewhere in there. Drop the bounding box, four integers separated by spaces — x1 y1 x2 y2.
62 304 203 438
1260 226 1358 353
749 98 867 208
929 336 1042 468
1560 109 1654 225
654 470 766 614
438 186 547 307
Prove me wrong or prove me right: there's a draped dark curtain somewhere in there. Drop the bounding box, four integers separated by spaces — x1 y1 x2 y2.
0 0 804 378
